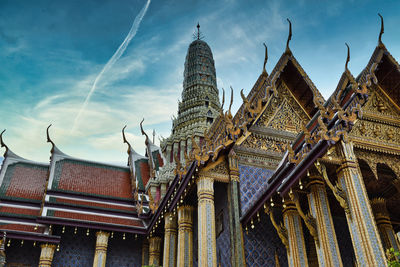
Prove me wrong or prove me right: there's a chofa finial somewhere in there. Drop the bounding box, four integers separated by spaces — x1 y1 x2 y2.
221 88 225 114
46 124 55 149
263 43 268 73
229 86 234 115
286 19 292 52
378 13 384 44
122 125 132 153
0 129 9 153
140 118 149 144
345 43 350 71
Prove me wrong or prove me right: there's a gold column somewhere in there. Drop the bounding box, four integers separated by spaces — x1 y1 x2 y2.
93 231 110 267
142 238 149 266
197 175 217 267
307 177 343 267
149 236 162 266
0 234 6 267
38 243 56 267
163 212 178 267
282 200 309 267
337 141 387 266
177 205 194 267
371 198 400 251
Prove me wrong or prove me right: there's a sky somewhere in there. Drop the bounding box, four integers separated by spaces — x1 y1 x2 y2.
0 0 400 165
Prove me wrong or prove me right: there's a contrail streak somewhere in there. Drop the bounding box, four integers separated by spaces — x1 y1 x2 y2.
71 0 151 133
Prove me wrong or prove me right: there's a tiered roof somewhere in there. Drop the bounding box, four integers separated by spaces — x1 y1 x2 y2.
0 122 165 242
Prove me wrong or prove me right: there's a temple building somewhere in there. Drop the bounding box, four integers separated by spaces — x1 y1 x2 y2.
0 17 400 267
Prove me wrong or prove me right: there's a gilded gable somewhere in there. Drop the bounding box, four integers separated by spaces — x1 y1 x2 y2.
257 82 309 134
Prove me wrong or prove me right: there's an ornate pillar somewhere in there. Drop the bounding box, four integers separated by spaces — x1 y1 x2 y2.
163 212 178 267
282 200 309 267
307 176 343 267
0 234 6 267
187 137 192 155
336 141 387 266
228 150 246 267
180 140 186 163
197 175 217 267
93 231 110 267
371 198 400 251
149 236 162 266
38 243 56 267
166 144 172 164
173 142 179 163
142 238 149 266
177 205 194 267
160 182 168 199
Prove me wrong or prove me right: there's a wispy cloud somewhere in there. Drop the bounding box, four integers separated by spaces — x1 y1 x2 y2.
72 0 151 133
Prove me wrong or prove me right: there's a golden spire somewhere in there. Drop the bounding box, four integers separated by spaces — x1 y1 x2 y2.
285 18 292 53
378 13 384 45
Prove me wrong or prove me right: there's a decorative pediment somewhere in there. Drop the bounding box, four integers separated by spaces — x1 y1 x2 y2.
362 87 400 119
198 156 230 183
257 82 309 134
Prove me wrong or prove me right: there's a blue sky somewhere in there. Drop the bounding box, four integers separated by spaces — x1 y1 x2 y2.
0 0 399 164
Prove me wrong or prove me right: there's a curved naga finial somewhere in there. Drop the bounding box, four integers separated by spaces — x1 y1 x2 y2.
378 13 384 44
228 86 234 115
345 43 350 71
46 124 55 149
140 118 149 144
263 43 268 72
0 129 9 153
286 18 292 52
220 88 225 114
122 125 132 153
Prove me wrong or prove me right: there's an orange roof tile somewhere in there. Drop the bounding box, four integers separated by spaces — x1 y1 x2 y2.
52 159 132 200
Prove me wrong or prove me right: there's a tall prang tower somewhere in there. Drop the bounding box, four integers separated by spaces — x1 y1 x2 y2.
154 24 221 195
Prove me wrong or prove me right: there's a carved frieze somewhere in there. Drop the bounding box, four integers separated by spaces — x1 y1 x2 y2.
241 134 289 154
351 119 400 144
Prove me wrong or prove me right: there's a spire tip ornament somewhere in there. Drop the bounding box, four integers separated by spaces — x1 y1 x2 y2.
193 23 204 40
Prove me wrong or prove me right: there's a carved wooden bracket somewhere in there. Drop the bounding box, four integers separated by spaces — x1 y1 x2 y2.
288 191 319 246
265 205 289 250
315 162 351 217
